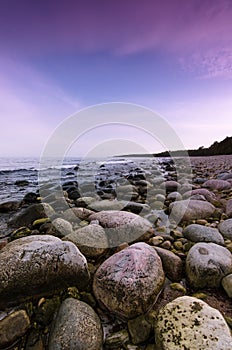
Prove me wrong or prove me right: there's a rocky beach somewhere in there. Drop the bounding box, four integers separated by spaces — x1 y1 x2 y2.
0 155 232 350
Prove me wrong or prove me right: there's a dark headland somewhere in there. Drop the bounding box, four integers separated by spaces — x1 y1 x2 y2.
117 136 232 158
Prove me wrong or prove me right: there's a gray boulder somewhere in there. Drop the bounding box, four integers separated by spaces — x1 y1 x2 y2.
155 296 232 350
203 179 231 191
0 235 89 307
93 242 164 318
170 200 215 223
8 203 55 227
218 219 232 240
183 224 224 245
63 223 108 258
89 210 154 247
52 218 73 237
49 298 103 350
186 242 232 288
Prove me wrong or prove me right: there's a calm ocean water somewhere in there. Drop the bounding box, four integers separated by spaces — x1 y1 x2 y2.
0 156 162 203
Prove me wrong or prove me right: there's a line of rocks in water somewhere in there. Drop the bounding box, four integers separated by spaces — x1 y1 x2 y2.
0 156 232 349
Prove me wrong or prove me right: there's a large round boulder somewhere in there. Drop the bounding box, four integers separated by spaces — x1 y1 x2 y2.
155 296 232 350
186 242 232 288
88 210 154 247
0 235 89 307
93 242 165 319
49 298 103 350
203 179 231 191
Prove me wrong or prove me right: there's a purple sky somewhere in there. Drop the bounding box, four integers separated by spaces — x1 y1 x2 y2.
1 0 232 156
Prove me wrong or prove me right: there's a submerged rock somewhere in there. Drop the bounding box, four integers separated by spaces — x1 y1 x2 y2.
93 242 164 318
0 235 89 307
8 203 55 227
155 296 232 350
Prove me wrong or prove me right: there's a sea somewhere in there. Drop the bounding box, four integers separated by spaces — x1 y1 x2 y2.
0 156 165 204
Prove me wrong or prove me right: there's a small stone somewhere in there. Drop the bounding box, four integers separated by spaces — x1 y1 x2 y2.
105 329 130 348
196 219 208 225
0 310 30 348
222 274 232 298
11 226 31 240
173 241 183 250
191 292 208 300
32 218 50 227
150 236 164 246
52 218 73 237
160 240 172 250
170 282 186 294
128 315 152 344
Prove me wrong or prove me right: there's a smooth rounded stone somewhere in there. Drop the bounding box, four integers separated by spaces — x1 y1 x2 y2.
52 218 73 237
167 191 182 201
0 235 89 307
186 242 232 288
220 172 232 181
222 274 232 297
183 224 224 245
116 185 139 200
93 242 165 319
155 296 232 350
218 219 232 240
182 188 217 204
203 179 231 191
63 223 108 258
226 199 232 218
88 199 126 211
8 203 55 227
189 194 207 201
127 315 152 345
170 200 216 223
88 210 154 247
75 196 96 207
165 180 179 192
63 207 94 222
153 246 183 282
48 298 103 350
0 310 30 348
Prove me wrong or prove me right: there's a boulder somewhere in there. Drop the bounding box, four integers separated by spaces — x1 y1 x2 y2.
89 210 154 247
226 199 232 218
186 242 232 288
203 179 231 191
0 310 30 349
153 246 183 281
52 218 73 237
155 296 232 350
221 274 232 298
8 203 55 227
183 224 224 245
218 219 232 240
63 223 108 258
0 235 89 307
93 242 164 318
49 298 103 350
170 200 215 223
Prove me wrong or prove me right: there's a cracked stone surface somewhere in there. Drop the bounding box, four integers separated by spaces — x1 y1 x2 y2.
0 235 89 307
